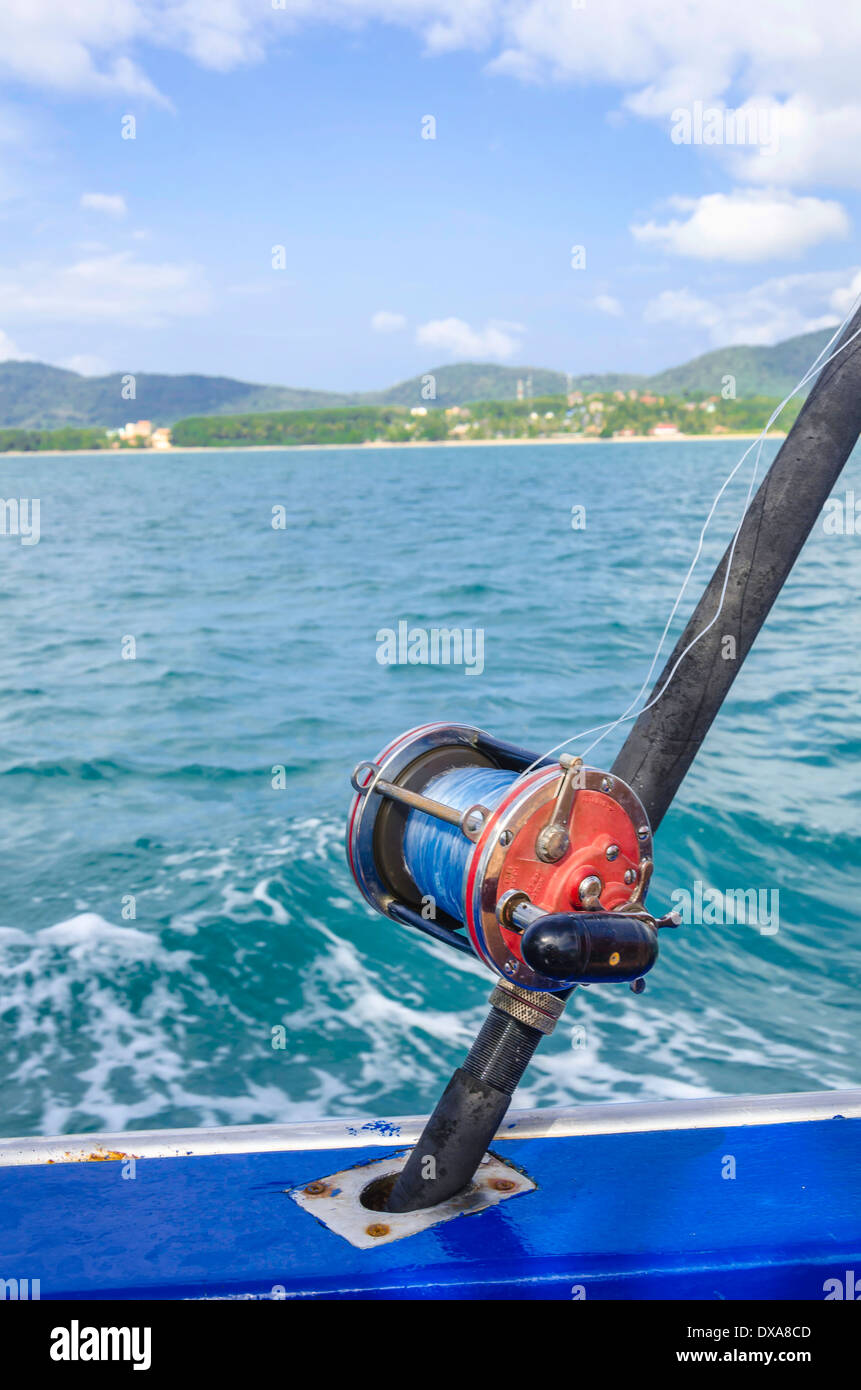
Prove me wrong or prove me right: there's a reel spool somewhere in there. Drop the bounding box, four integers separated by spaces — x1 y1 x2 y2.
348 722 679 995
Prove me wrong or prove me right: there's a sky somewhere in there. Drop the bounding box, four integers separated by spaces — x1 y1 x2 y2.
1 0 860 391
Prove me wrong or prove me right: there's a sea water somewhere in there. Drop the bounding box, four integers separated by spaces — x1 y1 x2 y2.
0 439 858 1136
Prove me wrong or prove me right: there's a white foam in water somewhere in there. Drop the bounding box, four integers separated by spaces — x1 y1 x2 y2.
38 913 191 963
1 913 208 1134
3 794 856 1139
1 820 492 1135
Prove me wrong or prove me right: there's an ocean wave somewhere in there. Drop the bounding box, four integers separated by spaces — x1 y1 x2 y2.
0 759 302 783
1 441 858 1138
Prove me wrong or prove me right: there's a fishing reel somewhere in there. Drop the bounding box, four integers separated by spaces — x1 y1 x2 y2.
347 722 679 999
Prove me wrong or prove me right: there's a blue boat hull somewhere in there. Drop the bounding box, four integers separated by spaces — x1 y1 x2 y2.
1 1091 858 1300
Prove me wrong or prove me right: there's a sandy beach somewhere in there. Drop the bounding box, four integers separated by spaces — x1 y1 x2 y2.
0 430 788 460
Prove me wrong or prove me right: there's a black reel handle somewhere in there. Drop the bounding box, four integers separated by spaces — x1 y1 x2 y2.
519 909 672 982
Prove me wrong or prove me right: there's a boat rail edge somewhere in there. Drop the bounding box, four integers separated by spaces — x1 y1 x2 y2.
1 1087 858 1166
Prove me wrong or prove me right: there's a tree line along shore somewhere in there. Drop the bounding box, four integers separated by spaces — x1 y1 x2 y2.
0 390 801 453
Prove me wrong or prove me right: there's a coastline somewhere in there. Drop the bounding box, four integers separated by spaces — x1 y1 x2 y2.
0 430 788 460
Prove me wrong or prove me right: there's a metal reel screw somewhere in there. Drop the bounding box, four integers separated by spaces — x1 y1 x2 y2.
578 874 603 905
605 844 620 861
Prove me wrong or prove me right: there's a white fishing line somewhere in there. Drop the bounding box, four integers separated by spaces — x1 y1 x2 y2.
523 293 861 777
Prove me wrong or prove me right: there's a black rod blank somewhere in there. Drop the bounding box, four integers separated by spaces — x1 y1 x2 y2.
612 303 861 832
386 299 861 1216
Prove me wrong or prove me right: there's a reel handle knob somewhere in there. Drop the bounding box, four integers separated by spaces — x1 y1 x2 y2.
519 909 659 983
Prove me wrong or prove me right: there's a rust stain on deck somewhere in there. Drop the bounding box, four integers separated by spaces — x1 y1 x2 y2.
47 1148 138 1163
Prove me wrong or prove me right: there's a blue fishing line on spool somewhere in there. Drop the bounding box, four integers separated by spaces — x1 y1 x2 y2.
403 766 519 921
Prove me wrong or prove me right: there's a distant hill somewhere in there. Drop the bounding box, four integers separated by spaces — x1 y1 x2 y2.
0 362 353 430
374 363 566 405
372 363 645 405
0 327 836 428
648 329 834 398
371 328 835 405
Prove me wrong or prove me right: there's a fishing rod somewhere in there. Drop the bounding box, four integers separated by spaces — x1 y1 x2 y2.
346 299 861 1214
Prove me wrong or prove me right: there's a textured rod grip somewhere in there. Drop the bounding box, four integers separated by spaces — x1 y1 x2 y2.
385 1006 545 1212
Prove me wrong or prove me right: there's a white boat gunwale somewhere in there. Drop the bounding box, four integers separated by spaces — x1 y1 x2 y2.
2 1086 858 1167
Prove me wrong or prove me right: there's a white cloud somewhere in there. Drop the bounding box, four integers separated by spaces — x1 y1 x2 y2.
159 0 266 71
370 310 407 332
0 2 166 101
2 3 861 192
644 268 861 347
415 316 523 359
727 97 861 190
592 294 623 317
483 2 861 192
61 353 111 375
830 269 861 318
0 252 210 328
0 328 33 362
632 190 849 263
80 193 127 218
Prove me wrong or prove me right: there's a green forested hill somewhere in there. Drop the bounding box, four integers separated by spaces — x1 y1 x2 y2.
648 329 834 398
0 327 835 428
0 362 354 430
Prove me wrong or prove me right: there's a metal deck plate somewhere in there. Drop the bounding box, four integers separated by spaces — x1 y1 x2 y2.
289 1149 536 1248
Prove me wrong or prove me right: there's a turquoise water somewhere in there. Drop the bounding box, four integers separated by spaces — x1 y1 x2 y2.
0 440 858 1138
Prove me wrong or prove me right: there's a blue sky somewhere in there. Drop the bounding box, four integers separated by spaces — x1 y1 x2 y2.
0 2 859 390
